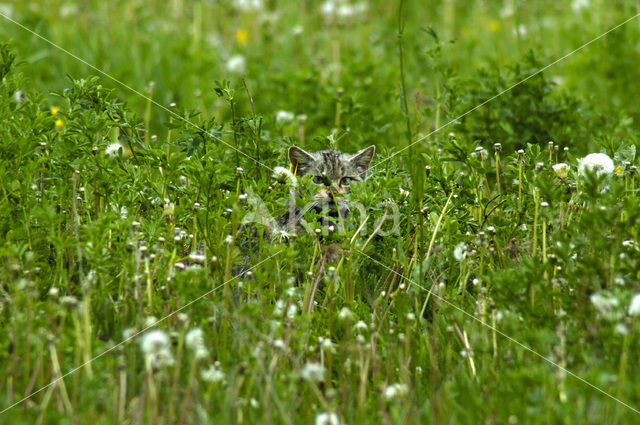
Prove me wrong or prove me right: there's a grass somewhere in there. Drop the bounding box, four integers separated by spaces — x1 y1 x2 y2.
1 0 640 424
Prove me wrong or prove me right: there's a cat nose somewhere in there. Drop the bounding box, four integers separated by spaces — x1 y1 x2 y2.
329 186 339 194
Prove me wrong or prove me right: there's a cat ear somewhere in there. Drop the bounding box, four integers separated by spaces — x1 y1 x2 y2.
289 146 314 174
350 145 375 178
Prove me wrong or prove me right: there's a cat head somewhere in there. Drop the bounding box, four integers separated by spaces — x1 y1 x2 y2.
288 145 375 201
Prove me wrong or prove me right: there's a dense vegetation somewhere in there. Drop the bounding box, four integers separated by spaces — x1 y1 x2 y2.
1 1 640 424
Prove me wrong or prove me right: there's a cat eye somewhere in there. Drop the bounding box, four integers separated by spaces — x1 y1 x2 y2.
340 177 354 186
313 175 330 186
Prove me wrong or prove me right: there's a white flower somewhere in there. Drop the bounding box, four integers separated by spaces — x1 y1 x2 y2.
338 307 353 321
276 110 295 124
273 167 298 186
144 316 158 327
233 0 263 12
514 24 527 36
615 323 629 336
140 330 169 352
453 242 470 261
185 328 209 360
273 229 294 242
139 330 174 368
122 328 137 340
353 320 368 332
579 153 614 177
500 4 514 18
383 383 409 401
271 338 286 350
628 294 640 316
105 142 124 156
590 293 620 314
286 303 298 319
189 252 206 264
300 362 326 382
59 295 78 308
273 299 285 316
320 0 337 18
60 4 79 17
226 54 247 74
315 412 340 425
320 0 367 24
552 163 570 179
336 3 367 20
201 363 225 383
474 146 489 160
318 337 336 353
571 0 590 12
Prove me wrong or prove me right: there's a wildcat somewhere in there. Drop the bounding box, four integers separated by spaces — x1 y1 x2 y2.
279 145 375 233
235 145 375 276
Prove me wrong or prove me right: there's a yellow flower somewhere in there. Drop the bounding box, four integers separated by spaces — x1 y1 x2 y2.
55 119 64 128
236 29 249 44
51 106 60 115
490 21 501 32
615 166 623 174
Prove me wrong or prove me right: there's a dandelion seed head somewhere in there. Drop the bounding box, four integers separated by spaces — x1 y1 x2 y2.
315 412 340 425
273 166 297 186
226 54 247 74
139 330 174 368
338 307 353 321
201 363 225 383
579 153 614 177
276 110 295 124
144 316 158 327
615 323 629 336
60 295 78 308
353 320 368 332
271 338 286 350
590 293 621 321
383 383 408 401
301 362 326 382
453 242 469 261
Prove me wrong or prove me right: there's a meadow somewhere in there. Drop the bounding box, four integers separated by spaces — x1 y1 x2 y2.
1 0 640 424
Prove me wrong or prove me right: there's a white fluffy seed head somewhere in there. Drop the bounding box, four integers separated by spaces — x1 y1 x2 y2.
579 153 614 177
628 293 640 316
300 362 326 382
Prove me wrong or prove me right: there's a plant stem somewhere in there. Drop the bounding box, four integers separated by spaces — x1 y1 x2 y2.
397 0 412 162
242 78 261 180
230 97 240 169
